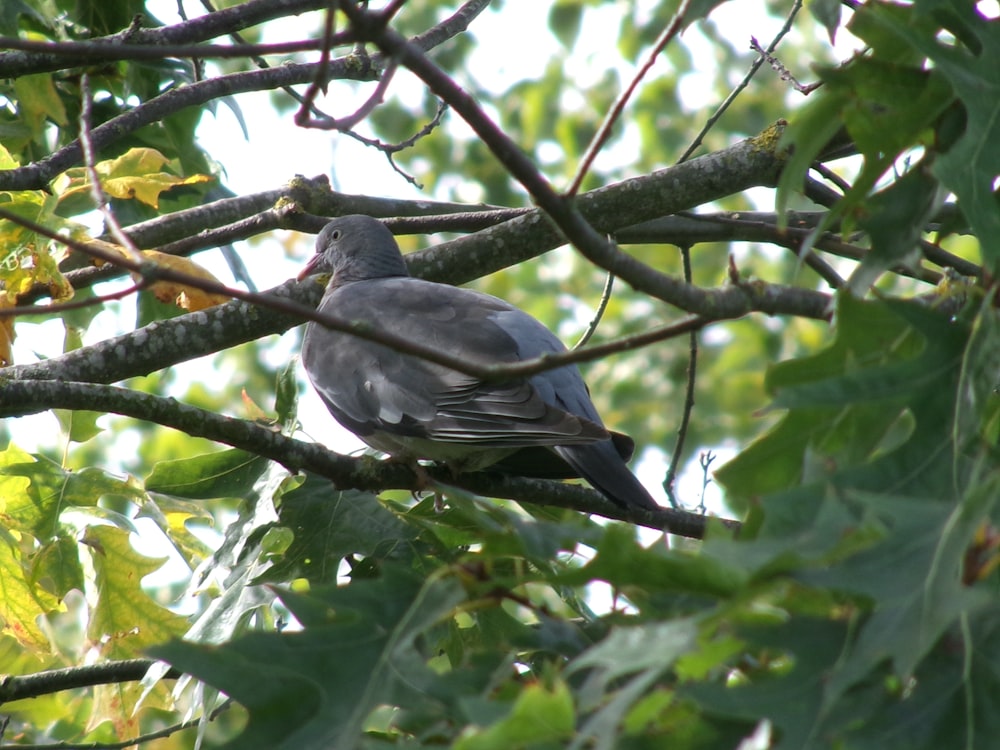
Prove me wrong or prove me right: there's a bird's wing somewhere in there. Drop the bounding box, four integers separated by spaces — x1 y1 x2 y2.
302 277 608 447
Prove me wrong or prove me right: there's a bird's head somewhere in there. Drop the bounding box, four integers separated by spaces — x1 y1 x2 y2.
298 215 409 285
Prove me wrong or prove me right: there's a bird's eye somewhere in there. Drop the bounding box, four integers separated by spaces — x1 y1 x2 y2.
331 230 341 240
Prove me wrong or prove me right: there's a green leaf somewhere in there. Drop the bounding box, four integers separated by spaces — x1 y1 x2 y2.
848 159 942 293
567 619 698 750
809 486 996 700
0 447 143 540
12 73 67 140
703 295 1000 746
808 0 842 43
136 494 215 571
776 91 846 218
867 0 1000 273
684 617 849 749
454 680 575 750
716 296 953 502
559 520 744 598
145 448 270 499
954 278 1000 454
0 0 46 36
29 533 86 600
274 359 299 430
263 473 417 585
54 408 104 443
840 607 1000 749
548 1 584 49
778 48 952 243
152 566 466 750
135 287 185 326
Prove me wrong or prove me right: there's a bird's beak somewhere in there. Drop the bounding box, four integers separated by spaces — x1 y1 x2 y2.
297 253 325 282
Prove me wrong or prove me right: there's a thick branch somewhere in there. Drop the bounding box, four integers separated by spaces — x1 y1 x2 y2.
0 379 730 538
405 133 791 289
3 269 816 394
0 659 175 703
0 0 332 78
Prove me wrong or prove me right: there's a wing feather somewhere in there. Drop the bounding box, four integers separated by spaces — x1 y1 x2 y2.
301 277 608 450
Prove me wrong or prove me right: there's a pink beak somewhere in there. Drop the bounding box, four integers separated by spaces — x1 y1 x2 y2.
297 253 325 282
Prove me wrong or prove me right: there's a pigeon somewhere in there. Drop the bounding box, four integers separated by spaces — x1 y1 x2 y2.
298 215 659 511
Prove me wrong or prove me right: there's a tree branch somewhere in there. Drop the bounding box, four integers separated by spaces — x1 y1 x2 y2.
0 379 733 539
0 0 333 77
0 659 176 703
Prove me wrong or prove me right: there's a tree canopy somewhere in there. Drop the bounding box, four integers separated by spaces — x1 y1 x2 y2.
0 0 997 748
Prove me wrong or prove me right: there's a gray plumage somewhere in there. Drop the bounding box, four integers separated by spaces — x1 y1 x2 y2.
299 215 658 511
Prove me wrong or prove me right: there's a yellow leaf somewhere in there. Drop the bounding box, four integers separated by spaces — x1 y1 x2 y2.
78 237 133 267
55 147 213 212
85 525 190 658
139 250 231 311
97 147 169 177
104 171 212 209
0 141 20 169
0 533 62 653
84 525 189 724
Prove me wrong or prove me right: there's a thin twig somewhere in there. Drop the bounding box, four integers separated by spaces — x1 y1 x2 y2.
696 451 716 514
3 282 146 318
297 4 349 125
292 4 453 188
812 161 852 194
750 35 821 94
663 245 698 508
573 271 615 350
337 99 449 188
679 0 803 163
567 0 692 195
79 74 143 262
301 60 399 130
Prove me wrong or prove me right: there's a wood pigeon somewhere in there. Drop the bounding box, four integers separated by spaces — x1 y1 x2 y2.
299 215 659 511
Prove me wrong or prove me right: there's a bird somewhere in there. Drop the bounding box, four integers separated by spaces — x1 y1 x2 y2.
298 214 659 512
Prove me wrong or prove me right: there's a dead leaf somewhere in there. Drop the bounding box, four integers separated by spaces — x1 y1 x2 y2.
138 250 231 311
241 389 271 422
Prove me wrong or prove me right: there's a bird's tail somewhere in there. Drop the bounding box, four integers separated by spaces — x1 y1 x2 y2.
554 441 659 511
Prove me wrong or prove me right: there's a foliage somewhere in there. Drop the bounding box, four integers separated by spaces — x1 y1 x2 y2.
0 1 997 749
